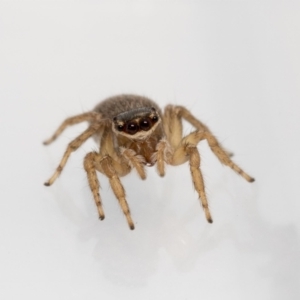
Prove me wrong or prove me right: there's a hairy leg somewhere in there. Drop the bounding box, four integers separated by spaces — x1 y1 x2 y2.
168 140 212 223
44 123 102 186
43 111 101 145
186 145 213 223
172 130 254 182
84 152 105 220
152 139 173 177
202 131 254 182
99 156 135 230
173 105 211 132
119 147 146 179
163 105 183 149
167 105 254 182
163 106 212 222
164 105 254 222
153 105 184 176
169 105 233 157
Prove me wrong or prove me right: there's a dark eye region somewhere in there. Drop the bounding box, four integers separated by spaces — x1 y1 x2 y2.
139 117 151 131
126 122 139 134
115 115 159 135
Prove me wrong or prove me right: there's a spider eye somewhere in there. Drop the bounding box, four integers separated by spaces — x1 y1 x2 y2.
126 122 139 134
139 118 151 131
152 115 158 122
117 124 124 131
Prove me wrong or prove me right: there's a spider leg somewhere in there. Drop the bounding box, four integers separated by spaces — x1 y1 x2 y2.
164 109 254 223
170 105 211 132
151 105 183 176
169 136 212 223
180 105 234 157
44 123 102 186
99 156 135 230
84 152 105 220
119 148 146 179
163 105 183 149
173 130 254 181
43 112 101 145
152 139 172 176
84 144 132 224
187 145 213 223
201 131 254 182
166 105 254 182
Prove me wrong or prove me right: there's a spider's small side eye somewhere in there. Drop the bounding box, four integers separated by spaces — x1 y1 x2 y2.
139 118 151 131
126 122 139 134
152 115 158 122
117 124 124 131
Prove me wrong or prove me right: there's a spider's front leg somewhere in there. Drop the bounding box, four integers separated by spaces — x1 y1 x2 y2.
119 147 146 180
84 151 134 230
152 139 173 177
99 156 135 230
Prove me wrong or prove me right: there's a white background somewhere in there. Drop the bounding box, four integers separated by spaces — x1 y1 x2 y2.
1 1 300 299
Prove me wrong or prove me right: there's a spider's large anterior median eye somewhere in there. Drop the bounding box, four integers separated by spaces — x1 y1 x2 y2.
126 122 139 134
139 118 151 131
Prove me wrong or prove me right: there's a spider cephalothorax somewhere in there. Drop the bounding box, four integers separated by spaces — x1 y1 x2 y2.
44 94 254 230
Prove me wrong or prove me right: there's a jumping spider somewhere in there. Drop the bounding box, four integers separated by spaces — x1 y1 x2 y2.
44 94 254 230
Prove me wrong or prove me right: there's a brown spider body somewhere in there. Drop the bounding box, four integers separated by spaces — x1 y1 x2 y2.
94 95 165 166
44 94 254 230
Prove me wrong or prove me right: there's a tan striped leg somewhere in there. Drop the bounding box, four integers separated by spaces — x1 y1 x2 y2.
169 129 254 223
43 111 101 145
119 148 146 180
173 130 254 182
173 105 211 132
84 152 105 220
168 141 212 223
44 123 102 186
100 156 134 230
153 139 173 177
167 105 255 182
186 145 213 223
163 105 183 148
167 105 233 157
204 131 254 182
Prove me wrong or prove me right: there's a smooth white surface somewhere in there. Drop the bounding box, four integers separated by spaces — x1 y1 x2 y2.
1 1 300 299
